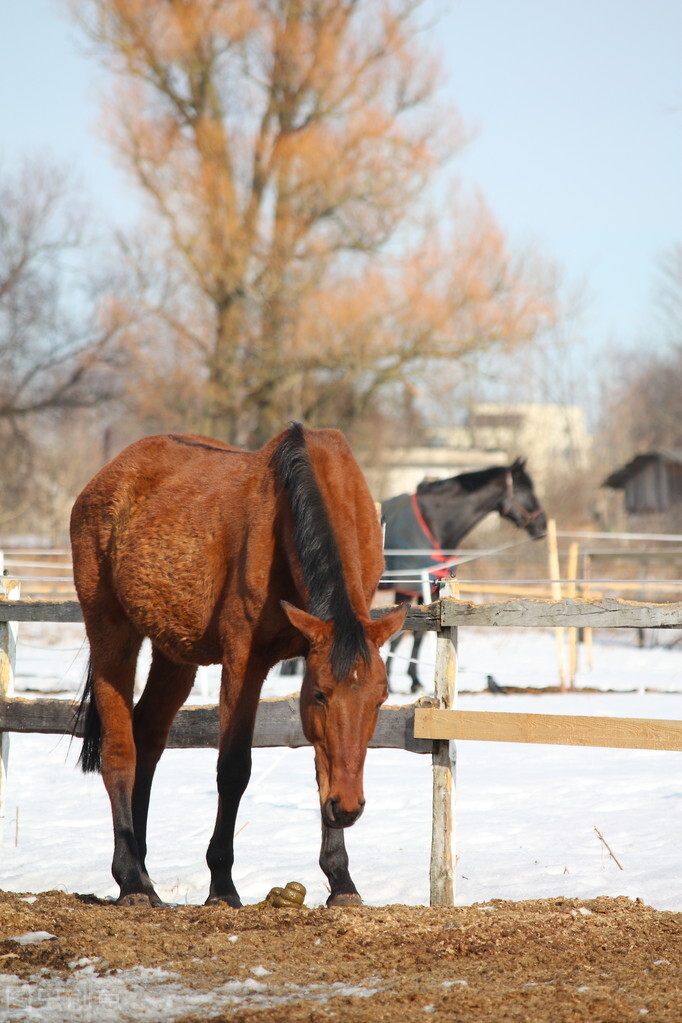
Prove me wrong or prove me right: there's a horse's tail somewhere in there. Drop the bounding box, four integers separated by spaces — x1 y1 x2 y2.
75 660 102 774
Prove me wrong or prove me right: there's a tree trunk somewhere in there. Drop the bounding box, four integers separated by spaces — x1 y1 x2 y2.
205 298 245 443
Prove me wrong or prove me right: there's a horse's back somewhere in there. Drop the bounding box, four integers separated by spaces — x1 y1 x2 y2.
73 433 257 522
71 426 383 649
70 434 268 649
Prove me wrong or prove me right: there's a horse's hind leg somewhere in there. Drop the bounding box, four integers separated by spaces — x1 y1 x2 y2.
386 629 423 693
320 825 362 907
385 631 402 693
84 617 160 904
407 630 425 693
132 647 196 875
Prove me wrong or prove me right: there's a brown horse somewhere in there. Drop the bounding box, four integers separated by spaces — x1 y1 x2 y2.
71 423 406 908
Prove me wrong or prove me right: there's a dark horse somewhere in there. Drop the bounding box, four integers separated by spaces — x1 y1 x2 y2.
381 458 546 692
70 424 406 908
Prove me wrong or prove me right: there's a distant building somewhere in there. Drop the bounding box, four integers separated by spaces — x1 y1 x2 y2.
435 402 592 485
363 443 507 502
365 402 592 501
603 451 682 521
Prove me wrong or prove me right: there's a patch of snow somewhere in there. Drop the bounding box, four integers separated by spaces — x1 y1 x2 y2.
0 967 384 1023
1 623 680 1021
250 965 272 977
9 931 57 945
2 627 681 913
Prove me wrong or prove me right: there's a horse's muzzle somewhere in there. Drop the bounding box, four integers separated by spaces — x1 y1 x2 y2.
323 797 365 829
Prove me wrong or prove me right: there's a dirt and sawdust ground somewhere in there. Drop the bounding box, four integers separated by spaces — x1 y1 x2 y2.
0 890 679 1022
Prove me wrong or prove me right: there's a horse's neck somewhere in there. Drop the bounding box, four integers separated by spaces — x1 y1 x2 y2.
418 474 505 548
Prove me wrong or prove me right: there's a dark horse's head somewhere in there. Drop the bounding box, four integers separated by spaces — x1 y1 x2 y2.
283 602 406 828
498 457 547 538
275 423 407 829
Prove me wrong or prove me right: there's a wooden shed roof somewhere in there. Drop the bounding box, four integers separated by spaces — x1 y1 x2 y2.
604 450 682 489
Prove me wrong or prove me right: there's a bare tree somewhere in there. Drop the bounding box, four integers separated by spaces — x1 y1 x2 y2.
598 244 682 462
72 0 558 445
0 160 126 433
0 159 128 534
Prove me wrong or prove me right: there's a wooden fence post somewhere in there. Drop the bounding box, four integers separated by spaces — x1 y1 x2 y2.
546 519 568 691
0 577 20 845
430 579 458 907
582 552 594 669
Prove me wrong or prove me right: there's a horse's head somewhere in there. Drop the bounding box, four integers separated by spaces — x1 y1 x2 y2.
282 601 408 829
499 458 547 538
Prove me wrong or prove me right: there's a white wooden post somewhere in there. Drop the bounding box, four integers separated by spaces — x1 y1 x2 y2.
0 576 20 846
430 579 458 906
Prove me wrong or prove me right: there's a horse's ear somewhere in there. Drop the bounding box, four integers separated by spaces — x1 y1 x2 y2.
511 456 526 472
367 604 408 648
281 601 333 644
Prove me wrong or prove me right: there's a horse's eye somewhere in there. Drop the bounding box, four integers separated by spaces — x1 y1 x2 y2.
313 690 328 706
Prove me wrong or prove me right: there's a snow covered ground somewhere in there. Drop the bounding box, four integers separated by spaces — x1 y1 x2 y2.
2 623 680 912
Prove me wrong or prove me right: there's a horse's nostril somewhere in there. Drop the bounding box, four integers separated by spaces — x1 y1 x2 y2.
325 797 364 828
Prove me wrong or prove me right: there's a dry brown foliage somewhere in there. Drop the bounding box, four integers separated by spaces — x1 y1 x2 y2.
71 0 559 446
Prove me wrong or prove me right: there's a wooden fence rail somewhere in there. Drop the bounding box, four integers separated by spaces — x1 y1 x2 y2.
0 695 431 754
1 583 681 907
3 594 682 630
414 707 682 751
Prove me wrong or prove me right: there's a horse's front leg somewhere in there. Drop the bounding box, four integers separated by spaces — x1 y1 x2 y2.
205 661 264 907
320 824 362 907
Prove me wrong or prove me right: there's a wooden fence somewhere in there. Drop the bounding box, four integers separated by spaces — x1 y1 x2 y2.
0 550 76 600
1 580 681 907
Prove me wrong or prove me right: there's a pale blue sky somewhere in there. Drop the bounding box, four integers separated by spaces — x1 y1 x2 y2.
1 0 680 355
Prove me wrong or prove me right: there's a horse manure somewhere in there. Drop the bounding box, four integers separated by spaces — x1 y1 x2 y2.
256 881 307 909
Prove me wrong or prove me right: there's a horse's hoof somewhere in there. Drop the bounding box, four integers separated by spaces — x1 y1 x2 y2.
205 894 242 908
326 892 362 908
410 682 424 694
117 892 163 908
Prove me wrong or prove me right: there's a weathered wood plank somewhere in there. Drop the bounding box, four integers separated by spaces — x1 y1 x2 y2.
0 600 83 623
0 697 432 754
1 578 20 830
3 597 681 630
440 596 682 630
371 603 439 633
414 708 682 751
430 580 458 907
0 698 79 735
5 599 429 629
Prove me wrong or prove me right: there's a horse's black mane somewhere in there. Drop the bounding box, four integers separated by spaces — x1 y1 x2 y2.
273 422 369 681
